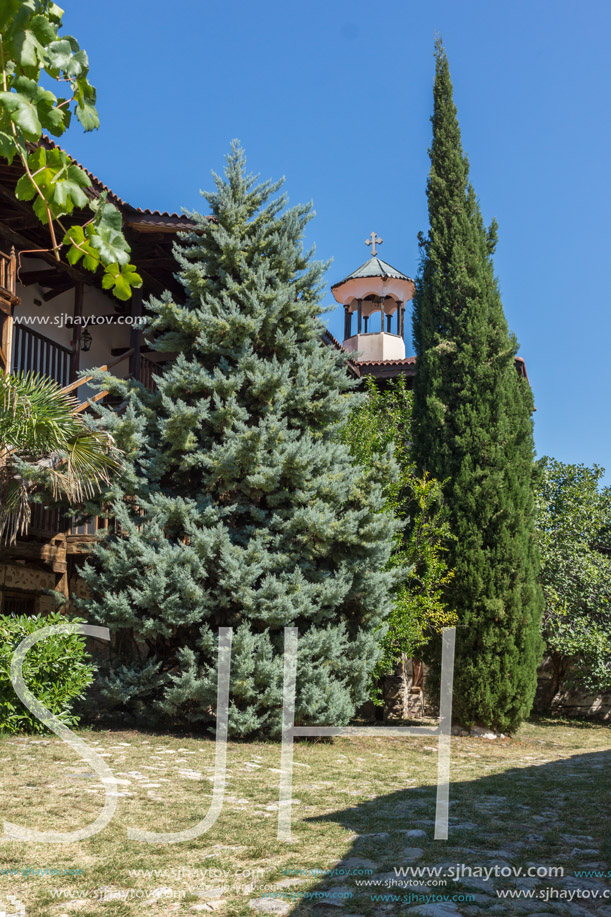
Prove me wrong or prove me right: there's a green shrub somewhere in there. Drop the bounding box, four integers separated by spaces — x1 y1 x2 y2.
0 612 96 735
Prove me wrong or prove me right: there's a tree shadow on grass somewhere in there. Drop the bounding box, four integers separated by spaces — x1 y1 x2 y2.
529 714 611 731
276 746 611 917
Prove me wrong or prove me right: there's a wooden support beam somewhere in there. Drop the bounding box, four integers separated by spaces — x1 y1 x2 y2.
18 268 69 287
129 287 143 380
0 310 12 374
0 247 16 373
0 332 8 372
1 215 41 231
69 282 84 382
55 568 70 599
1 539 67 571
42 282 74 302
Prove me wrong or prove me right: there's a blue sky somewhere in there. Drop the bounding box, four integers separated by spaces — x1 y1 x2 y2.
64 0 611 477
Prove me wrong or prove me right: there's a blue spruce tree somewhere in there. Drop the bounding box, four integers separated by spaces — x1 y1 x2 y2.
81 145 395 736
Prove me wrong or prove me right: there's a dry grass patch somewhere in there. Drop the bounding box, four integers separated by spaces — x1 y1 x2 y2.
0 718 609 916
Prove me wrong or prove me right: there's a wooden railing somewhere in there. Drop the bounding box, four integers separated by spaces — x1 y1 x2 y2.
10 324 165 396
12 324 71 387
28 503 65 537
0 247 17 301
29 503 117 539
139 354 160 390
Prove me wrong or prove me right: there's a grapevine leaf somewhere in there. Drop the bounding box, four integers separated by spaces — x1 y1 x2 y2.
66 163 91 190
11 27 44 70
31 194 52 223
30 14 57 45
92 201 123 233
63 224 85 247
73 75 98 130
102 263 143 301
0 0 21 31
37 98 68 135
47 4 64 25
0 79 67 138
0 132 15 165
0 91 41 141
0 0 135 298
63 225 100 271
75 98 99 131
45 39 74 71
90 226 130 266
53 177 88 211
15 172 37 202
15 148 90 220
82 248 101 272
9 0 37 34
65 48 88 79
28 144 46 171
87 191 107 214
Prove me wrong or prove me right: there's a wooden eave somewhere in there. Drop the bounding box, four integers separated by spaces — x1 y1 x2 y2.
0 143 210 308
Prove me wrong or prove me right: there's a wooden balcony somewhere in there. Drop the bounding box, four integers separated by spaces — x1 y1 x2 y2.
10 330 163 397
29 503 117 543
11 324 71 387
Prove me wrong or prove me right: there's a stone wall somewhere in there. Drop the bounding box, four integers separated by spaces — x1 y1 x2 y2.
384 654 611 723
0 563 90 615
0 563 57 614
383 657 426 720
536 657 611 721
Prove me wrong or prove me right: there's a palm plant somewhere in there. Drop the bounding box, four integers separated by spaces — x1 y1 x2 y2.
0 370 121 544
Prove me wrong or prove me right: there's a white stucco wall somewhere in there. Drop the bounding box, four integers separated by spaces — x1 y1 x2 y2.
12 259 135 399
342 332 406 362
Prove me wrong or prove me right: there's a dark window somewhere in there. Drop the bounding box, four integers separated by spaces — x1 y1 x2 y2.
1 592 37 615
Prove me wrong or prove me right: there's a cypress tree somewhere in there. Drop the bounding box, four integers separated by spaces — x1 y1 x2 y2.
412 42 543 732
81 144 395 736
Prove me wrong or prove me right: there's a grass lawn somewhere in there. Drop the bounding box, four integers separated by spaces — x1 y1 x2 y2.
0 718 609 916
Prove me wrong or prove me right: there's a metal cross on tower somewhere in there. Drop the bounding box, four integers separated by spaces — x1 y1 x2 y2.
364 231 383 256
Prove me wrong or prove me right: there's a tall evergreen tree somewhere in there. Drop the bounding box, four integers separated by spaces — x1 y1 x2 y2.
81 145 395 736
412 42 543 732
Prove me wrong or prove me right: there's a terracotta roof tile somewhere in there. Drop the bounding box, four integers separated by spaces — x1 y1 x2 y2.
40 136 204 225
358 357 417 366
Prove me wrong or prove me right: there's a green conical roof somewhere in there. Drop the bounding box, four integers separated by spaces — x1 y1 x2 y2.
331 256 414 289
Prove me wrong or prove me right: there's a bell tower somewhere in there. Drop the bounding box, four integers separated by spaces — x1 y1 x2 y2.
331 233 415 362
